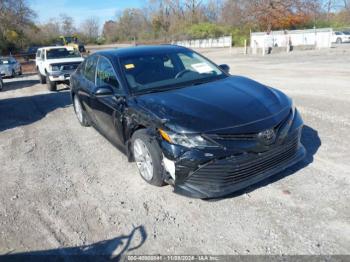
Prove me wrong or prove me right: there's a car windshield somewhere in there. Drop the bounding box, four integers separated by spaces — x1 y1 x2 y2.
120 50 227 95
46 48 81 59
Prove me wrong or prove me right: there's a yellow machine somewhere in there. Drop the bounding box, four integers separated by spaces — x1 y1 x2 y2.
59 35 86 53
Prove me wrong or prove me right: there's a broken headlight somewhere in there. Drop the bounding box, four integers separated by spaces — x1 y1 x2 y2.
159 129 217 148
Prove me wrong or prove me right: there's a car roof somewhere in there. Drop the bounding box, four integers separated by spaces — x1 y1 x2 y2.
94 45 190 59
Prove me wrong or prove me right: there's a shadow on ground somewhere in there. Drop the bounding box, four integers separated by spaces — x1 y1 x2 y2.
205 125 321 201
0 226 147 262
1 74 39 92
0 91 72 132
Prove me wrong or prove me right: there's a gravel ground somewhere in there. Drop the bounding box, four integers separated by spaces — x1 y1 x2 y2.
0 45 349 258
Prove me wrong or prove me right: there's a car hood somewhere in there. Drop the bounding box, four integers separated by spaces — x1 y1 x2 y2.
47 57 84 65
136 76 292 134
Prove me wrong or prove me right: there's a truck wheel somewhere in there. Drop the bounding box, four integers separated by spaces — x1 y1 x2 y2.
38 71 46 84
46 74 57 91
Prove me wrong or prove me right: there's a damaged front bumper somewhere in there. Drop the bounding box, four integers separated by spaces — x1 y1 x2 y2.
160 126 306 199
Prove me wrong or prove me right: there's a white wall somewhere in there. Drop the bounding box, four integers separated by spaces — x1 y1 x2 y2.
251 28 333 49
175 36 232 48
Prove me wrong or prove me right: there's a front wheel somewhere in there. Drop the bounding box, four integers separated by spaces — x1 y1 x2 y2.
336 38 342 44
46 74 57 91
132 130 165 187
38 71 46 84
73 95 90 127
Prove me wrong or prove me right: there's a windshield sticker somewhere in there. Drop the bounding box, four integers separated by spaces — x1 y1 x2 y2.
125 64 135 69
191 63 213 74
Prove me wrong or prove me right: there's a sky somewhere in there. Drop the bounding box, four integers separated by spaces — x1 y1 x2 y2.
29 0 147 25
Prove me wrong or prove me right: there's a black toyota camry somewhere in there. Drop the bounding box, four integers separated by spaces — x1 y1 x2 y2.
70 45 306 198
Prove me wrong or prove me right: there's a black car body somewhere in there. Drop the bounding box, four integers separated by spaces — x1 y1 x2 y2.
70 45 306 198
0 75 3 91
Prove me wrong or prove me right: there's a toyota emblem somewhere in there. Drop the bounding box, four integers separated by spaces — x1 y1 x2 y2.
258 129 276 145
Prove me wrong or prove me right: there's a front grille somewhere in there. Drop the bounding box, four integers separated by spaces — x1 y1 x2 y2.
206 109 293 142
51 63 80 71
61 64 79 71
186 132 299 187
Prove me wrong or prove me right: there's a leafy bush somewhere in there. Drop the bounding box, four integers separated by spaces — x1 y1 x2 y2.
186 23 227 39
229 28 250 47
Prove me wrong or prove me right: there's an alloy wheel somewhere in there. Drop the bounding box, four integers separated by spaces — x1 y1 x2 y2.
74 96 84 123
133 139 154 181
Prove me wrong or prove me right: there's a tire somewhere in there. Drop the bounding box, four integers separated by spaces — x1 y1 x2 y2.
46 74 57 91
336 38 342 44
0 80 3 91
11 70 15 78
131 129 165 187
38 71 46 84
19 67 22 75
73 94 90 127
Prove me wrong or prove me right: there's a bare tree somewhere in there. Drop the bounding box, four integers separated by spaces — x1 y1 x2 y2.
60 14 75 35
81 17 100 40
102 20 118 43
184 0 205 23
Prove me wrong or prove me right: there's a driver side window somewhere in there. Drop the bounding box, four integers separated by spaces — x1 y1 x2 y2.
83 55 98 83
96 57 120 92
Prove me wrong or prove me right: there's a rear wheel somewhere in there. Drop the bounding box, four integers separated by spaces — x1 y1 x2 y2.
73 95 90 127
336 38 342 44
46 74 57 91
132 130 165 186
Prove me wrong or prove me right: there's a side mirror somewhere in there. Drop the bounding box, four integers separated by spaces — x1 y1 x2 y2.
94 85 114 97
219 64 230 74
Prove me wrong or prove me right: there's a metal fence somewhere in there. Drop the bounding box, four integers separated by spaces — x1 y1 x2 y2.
174 36 232 48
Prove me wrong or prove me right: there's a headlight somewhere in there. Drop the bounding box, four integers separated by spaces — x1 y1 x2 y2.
49 65 60 71
159 129 217 148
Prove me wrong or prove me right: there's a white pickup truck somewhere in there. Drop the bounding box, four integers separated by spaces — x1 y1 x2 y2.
36 46 84 91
